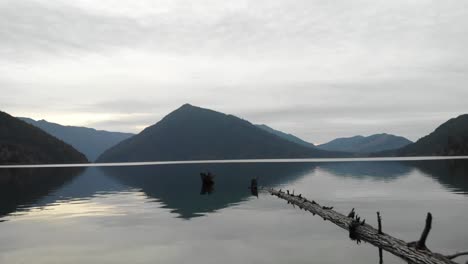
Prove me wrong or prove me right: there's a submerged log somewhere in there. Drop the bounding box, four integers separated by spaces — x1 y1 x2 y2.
267 188 460 264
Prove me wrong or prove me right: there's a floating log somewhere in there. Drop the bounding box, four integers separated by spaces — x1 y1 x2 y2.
267 188 464 264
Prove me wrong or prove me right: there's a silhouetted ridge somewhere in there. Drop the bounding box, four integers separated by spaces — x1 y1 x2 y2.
19 117 134 161
318 133 412 153
256 124 315 148
97 105 346 162
394 114 468 156
0 111 88 164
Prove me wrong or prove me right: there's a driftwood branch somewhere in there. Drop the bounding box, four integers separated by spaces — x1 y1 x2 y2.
377 211 383 234
408 213 432 251
267 188 463 264
445 251 468 260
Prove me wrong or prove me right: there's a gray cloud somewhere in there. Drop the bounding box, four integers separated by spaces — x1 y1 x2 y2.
77 100 168 114
1 0 468 143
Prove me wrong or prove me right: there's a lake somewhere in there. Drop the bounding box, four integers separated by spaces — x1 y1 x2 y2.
1 159 468 264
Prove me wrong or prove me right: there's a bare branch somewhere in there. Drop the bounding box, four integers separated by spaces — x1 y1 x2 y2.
377 211 383 234
445 251 468 260
408 212 432 251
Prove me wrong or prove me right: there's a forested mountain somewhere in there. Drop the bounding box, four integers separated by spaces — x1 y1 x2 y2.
97 104 346 162
0 111 88 165
395 114 468 156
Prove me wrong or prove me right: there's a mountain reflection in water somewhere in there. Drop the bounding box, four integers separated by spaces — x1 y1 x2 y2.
102 163 316 218
1 159 468 264
0 159 467 221
0 167 83 218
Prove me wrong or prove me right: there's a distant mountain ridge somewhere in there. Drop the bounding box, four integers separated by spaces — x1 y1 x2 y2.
0 111 88 165
256 124 315 148
97 104 347 162
19 117 134 161
318 133 412 153
394 114 468 156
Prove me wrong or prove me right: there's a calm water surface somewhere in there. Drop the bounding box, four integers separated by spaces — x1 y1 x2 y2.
1 160 468 264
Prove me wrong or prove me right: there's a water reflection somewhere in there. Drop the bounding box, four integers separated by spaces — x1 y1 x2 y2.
102 163 316 219
1 160 468 222
250 178 259 197
1 160 468 264
0 167 82 218
406 159 468 195
318 161 413 181
200 180 215 195
315 160 468 196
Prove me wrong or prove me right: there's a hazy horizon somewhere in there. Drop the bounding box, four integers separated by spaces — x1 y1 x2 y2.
2 0 468 143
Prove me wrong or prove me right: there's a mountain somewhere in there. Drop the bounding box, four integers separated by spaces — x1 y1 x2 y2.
394 114 468 156
317 133 412 153
0 111 88 165
19 118 134 161
97 104 346 162
256 124 315 148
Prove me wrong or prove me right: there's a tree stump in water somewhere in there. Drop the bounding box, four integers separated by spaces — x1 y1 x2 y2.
200 172 215 195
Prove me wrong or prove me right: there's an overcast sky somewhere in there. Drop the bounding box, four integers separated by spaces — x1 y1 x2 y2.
1 0 468 143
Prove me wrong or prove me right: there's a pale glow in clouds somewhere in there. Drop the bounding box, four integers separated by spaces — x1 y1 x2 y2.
1 0 468 143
